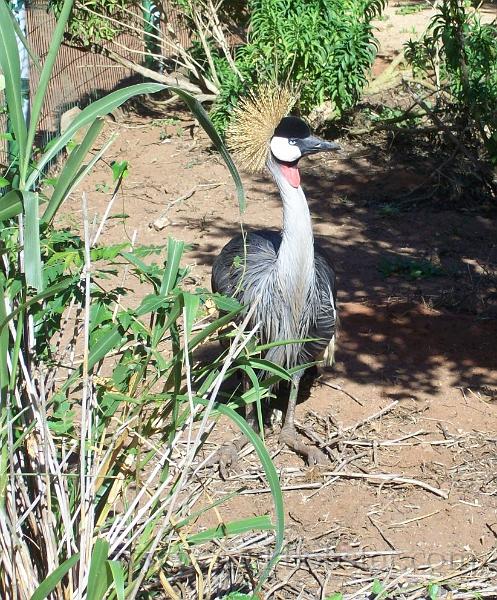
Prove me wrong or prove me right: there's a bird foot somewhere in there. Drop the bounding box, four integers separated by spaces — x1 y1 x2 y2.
209 436 247 479
279 427 328 466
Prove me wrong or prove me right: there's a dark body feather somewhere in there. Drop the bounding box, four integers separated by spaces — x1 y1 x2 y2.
212 230 337 370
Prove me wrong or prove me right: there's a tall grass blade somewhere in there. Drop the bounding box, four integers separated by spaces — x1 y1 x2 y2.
42 118 104 223
185 515 273 545
215 404 285 590
23 191 43 290
26 83 167 190
0 0 27 167
30 553 80 600
169 87 246 212
0 190 23 221
0 277 8 401
7 6 41 72
22 0 74 184
160 238 184 295
41 118 105 224
87 539 112 600
107 561 125 600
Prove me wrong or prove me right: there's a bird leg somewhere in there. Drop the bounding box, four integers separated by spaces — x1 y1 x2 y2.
279 373 328 466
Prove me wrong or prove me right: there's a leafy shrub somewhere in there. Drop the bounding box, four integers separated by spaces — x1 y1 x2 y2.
210 0 386 131
48 0 141 46
405 0 497 164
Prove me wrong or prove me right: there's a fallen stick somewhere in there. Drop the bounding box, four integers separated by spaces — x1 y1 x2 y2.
241 469 448 498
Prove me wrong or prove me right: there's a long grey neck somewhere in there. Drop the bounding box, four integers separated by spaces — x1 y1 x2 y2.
267 155 316 313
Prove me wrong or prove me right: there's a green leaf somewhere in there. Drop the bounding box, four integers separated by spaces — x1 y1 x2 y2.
160 237 184 295
371 579 385 596
111 160 128 181
0 277 8 402
30 553 80 600
428 583 440 600
186 515 273 545
42 118 105 224
21 0 74 185
0 276 77 337
6 7 42 73
212 294 243 313
88 326 125 372
189 308 242 350
183 292 200 340
87 539 112 600
214 403 284 591
0 0 27 169
0 190 23 221
107 561 125 600
27 83 168 190
23 191 43 291
168 87 246 212
0 177 9 188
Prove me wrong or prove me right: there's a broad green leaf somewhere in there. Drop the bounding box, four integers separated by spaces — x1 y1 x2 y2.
0 0 27 168
87 539 112 600
0 190 23 221
88 326 125 372
183 292 200 340
214 403 284 591
241 357 292 381
26 83 168 190
135 293 169 317
0 276 77 336
30 553 80 600
42 118 105 224
0 278 8 402
188 308 243 350
23 191 43 291
168 87 246 212
107 561 125 600
22 0 74 185
160 238 184 295
0 177 9 188
111 160 128 181
186 515 273 545
212 294 243 313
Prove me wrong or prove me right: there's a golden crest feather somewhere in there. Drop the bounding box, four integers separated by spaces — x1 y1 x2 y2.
226 84 297 173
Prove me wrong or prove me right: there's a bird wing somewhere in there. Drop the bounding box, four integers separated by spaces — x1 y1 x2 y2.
212 230 281 300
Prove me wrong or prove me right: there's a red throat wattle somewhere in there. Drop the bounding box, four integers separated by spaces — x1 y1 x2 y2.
280 163 301 188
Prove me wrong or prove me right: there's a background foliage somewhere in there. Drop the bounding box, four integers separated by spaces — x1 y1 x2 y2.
209 0 386 130
0 0 285 597
405 0 497 165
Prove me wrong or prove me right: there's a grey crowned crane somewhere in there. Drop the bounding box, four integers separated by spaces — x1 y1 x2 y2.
212 86 339 469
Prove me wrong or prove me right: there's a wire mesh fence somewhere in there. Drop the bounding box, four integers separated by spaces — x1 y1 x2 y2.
0 0 191 166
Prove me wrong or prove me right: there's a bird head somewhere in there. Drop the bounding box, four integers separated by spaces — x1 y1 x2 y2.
227 84 340 188
269 116 341 187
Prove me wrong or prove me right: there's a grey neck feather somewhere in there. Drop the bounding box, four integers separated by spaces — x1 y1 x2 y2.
266 155 316 328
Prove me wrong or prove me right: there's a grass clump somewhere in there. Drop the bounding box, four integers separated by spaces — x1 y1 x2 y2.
0 1 285 597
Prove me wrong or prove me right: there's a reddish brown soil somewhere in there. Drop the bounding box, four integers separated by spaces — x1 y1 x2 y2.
61 2 497 596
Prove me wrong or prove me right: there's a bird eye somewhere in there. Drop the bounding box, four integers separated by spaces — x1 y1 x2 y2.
288 138 297 145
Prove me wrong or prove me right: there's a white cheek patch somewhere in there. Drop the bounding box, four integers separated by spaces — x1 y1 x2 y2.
270 136 301 163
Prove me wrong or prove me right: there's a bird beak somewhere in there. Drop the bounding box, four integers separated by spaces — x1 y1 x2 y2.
298 135 341 157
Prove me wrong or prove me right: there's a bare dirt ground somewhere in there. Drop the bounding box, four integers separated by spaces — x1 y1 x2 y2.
63 2 497 597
